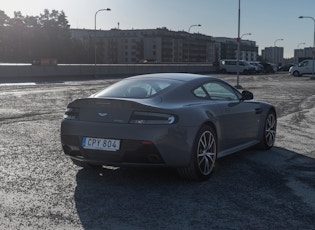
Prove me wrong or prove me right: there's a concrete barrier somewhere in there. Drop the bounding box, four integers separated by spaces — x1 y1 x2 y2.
0 64 218 82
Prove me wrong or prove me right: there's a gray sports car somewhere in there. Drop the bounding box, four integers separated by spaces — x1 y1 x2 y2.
61 73 276 181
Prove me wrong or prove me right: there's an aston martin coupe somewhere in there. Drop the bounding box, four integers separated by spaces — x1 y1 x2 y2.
61 73 277 181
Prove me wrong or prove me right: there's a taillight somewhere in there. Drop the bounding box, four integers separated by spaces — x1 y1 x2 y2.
64 107 80 120
129 111 176 125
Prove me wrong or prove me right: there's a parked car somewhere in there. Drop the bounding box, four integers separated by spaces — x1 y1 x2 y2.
61 73 277 181
289 59 315 77
249 62 264 73
259 62 275 73
278 63 294 71
219 59 256 74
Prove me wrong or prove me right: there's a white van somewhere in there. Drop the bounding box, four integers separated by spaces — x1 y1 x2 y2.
219 59 256 74
289 59 315 77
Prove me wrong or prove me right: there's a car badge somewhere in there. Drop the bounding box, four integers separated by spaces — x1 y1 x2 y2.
98 113 108 117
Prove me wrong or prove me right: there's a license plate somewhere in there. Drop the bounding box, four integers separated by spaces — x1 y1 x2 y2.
82 137 120 151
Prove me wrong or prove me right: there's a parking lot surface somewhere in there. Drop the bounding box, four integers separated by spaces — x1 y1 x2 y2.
0 73 314 229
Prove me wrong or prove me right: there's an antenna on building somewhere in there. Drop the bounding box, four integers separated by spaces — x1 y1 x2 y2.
118 22 120 29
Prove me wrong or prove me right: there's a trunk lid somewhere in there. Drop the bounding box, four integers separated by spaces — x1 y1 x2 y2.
68 98 155 123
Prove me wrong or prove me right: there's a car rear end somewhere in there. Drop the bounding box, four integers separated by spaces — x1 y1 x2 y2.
60 98 194 167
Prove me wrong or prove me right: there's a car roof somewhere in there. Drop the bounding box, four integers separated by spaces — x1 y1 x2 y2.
126 73 216 82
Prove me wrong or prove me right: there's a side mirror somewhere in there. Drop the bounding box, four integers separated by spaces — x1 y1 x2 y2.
241 90 253 101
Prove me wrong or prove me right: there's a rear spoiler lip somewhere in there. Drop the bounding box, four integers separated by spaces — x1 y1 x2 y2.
67 97 161 111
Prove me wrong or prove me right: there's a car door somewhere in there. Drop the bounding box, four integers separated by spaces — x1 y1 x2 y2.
202 81 260 151
300 60 309 74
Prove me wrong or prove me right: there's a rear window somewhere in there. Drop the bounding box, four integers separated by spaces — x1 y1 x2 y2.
94 78 177 98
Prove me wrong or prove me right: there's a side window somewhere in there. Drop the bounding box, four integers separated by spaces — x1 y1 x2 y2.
226 61 236 65
203 82 239 100
193 86 208 99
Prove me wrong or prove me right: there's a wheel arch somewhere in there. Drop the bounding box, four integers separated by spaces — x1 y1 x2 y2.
177 120 218 181
269 106 277 119
189 120 218 158
257 105 277 136
293 70 300 77
255 106 277 150
200 120 218 137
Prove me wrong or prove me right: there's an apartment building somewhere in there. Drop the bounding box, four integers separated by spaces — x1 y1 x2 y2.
71 28 258 64
261 47 284 65
213 37 258 61
294 47 315 63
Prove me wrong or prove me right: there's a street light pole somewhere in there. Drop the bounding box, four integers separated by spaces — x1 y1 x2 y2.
297 42 306 49
296 42 306 63
241 33 251 39
94 8 111 78
188 24 201 33
188 24 201 62
236 32 251 89
299 16 315 78
236 0 242 89
239 33 251 58
273 38 283 65
274 38 284 47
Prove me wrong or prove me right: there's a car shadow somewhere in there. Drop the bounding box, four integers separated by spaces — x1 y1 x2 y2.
74 147 315 229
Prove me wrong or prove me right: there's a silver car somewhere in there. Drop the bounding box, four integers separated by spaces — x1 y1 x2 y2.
61 73 277 181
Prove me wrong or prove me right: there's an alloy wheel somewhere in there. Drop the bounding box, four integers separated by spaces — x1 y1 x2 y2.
197 130 216 176
265 113 276 147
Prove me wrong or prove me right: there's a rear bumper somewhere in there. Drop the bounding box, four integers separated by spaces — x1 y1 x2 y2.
62 137 166 166
60 119 198 167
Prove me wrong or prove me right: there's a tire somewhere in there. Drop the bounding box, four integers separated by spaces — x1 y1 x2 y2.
293 71 300 77
71 158 102 169
257 110 277 150
177 125 217 181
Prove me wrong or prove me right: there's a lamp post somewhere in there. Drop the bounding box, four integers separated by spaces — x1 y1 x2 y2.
236 32 251 88
241 33 251 39
274 38 284 47
235 0 242 89
296 42 306 63
188 24 201 33
94 8 111 77
188 24 201 62
239 33 251 60
297 42 306 49
273 38 283 65
299 16 315 78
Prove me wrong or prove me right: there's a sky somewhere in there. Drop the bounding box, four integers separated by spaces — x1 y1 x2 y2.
2 0 315 58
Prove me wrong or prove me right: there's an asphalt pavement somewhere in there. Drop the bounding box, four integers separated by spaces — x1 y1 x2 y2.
0 73 314 229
